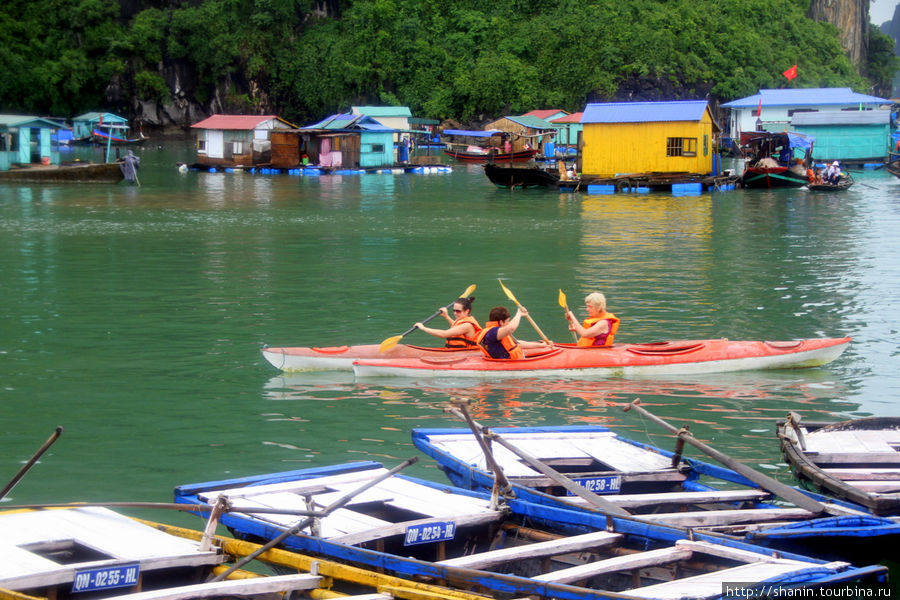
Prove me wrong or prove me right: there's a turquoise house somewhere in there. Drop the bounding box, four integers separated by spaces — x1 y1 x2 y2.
0 114 62 171
72 112 129 141
550 112 584 147
791 110 892 163
300 114 397 168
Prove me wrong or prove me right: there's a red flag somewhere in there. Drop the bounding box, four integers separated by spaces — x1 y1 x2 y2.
756 97 762 117
782 64 798 81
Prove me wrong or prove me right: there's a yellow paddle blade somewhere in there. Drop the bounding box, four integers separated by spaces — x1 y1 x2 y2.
497 279 519 305
460 283 476 298
558 289 568 309
378 335 403 353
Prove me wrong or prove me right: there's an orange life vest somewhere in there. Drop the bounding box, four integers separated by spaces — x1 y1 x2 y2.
445 315 482 348
474 321 524 359
576 312 620 347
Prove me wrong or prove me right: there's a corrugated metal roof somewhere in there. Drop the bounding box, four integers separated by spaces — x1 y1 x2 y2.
551 112 583 123
722 88 891 108
523 109 568 120
582 101 709 124
505 115 558 130
0 114 63 128
352 106 412 118
191 114 288 130
301 114 397 132
73 112 127 123
791 110 891 126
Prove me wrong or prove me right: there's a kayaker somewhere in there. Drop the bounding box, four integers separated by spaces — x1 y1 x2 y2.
566 292 620 347
415 296 482 348
475 306 548 359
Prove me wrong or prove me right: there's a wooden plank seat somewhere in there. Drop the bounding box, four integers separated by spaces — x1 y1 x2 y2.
561 489 772 509
531 547 693 584
839 481 900 493
801 452 900 465
103 574 322 600
636 508 814 527
436 530 623 570
822 468 900 481
629 563 821 599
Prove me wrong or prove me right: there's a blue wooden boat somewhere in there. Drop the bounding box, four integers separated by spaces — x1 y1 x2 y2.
174 461 886 599
411 425 900 563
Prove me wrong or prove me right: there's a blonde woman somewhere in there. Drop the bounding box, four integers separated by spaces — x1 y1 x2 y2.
566 292 619 347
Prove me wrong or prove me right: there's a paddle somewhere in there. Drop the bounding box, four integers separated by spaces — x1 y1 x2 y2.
622 399 860 517
558 289 579 342
378 284 476 353
497 279 551 344
0 426 63 501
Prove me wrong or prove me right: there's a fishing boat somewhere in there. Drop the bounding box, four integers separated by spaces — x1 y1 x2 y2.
0 160 125 183
740 132 814 189
445 147 537 163
262 343 477 372
807 175 854 191
174 461 887 599
484 163 559 188
351 337 851 379
778 414 900 516
440 129 537 163
411 424 900 562
91 128 149 145
0 506 331 600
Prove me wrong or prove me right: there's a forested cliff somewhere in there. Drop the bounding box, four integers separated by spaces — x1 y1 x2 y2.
0 0 896 130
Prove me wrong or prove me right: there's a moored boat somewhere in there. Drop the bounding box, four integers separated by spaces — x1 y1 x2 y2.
484 163 559 188
444 147 537 163
807 176 854 191
885 161 900 179
740 132 814 189
262 343 477 372
91 128 149 145
0 161 125 183
412 424 900 562
174 461 887 599
778 415 900 516
351 337 851 379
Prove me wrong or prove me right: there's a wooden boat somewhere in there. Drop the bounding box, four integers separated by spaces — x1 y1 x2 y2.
444 148 537 163
885 161 900 179
412 424 900 561
174 461 887 599
778 415 900 516
740 132 814 189
262 343 477 372
0 506 334 600
0 161 124 183
807 176 854 191
484 163 559 188
91 128 149 145
351 337 851 379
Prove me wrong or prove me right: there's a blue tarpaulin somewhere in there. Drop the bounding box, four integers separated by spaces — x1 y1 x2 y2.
787 132 814 149
441 129 503 137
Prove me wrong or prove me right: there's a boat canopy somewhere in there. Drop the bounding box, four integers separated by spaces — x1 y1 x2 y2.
787 132 815 150
441 129 504 137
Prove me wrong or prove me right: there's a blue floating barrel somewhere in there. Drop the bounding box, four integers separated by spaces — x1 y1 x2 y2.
587 184 616 194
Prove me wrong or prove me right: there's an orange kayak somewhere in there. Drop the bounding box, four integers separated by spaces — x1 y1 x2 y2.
351 337 851 379
261 343 477 371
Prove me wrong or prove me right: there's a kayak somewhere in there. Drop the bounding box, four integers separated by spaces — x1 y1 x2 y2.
351 337 851 379
261 343 476 371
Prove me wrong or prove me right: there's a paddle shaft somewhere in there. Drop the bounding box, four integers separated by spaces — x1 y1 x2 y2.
446 404 515 502
210 456 418 582
397 305 448 338
498 280 550 343
0 426 63 501
622 400 843 516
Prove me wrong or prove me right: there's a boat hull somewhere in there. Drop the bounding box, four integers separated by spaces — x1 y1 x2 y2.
444 148 537 163
262 343 478 371
742 167 809 189
484 163 559 188
0 161 124 183
352 337 851 379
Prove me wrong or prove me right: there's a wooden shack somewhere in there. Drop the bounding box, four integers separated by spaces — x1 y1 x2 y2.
482 115 559 156
72 112 128 143
580 101 720 177
0 114 62 170
295 114 397 169
190 115 294 168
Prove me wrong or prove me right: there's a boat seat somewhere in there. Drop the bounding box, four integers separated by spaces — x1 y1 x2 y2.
562 489 771 508
635 507 813 527
531 547 693 584
629 563 825 599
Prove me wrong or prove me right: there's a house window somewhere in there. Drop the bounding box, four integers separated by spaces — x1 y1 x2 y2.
666 137 697 157
233 141 244 154
787 108 817 117
197 139 206 153
371 143 385 153
703 134 708 157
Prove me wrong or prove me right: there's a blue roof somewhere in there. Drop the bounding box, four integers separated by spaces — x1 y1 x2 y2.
722 88 891 108
441 129 504 138
301 113 396 132
581 101 710 124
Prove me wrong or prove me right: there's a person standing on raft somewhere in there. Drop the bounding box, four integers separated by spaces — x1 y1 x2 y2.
566 292 619 347
415 296 481 348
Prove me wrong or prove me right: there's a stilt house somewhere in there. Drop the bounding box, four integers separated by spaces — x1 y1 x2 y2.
0 115 63 171
190 115 294 168
295 114 397 169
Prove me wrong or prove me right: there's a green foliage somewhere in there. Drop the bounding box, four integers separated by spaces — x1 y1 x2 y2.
0 0 894 122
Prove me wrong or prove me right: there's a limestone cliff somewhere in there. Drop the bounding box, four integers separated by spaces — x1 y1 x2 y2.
807 0 869 68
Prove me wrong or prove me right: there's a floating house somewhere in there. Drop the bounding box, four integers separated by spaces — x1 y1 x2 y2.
293 113 397 169
482 115 560 156
722 88 893 164
580 101 720 177
72 111 129 143
190 114 294 168
550 112 584 148
0 114 62 171
351 106 411 142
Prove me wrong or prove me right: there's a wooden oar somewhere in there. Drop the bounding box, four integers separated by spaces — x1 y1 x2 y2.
210 456 418 582
558 289 579 342
447 400 514 509
444 404 631 516
378 284 476 352
497 279 551 344
0 426 63 501
622 399 859 517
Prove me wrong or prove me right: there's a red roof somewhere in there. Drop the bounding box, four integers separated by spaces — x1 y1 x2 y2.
551 112 583 123
191 114 283 130
523 109 568 120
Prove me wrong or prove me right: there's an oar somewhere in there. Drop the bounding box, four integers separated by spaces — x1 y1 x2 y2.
378 284 476 353
622 399 859 517
447 400 514 509
0 426 63 501
497 279 551 344
557 289 579 342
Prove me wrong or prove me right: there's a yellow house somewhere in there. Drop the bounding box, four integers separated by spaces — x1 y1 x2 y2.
580 101 720 177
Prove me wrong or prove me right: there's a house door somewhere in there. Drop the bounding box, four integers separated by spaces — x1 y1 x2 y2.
208 131 224 159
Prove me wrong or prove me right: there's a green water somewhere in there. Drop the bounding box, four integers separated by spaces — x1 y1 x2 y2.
1 141 899 521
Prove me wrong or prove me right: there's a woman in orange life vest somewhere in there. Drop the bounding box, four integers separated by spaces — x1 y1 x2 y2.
475 305 549 359
566 292 620 347
414 296 481 348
